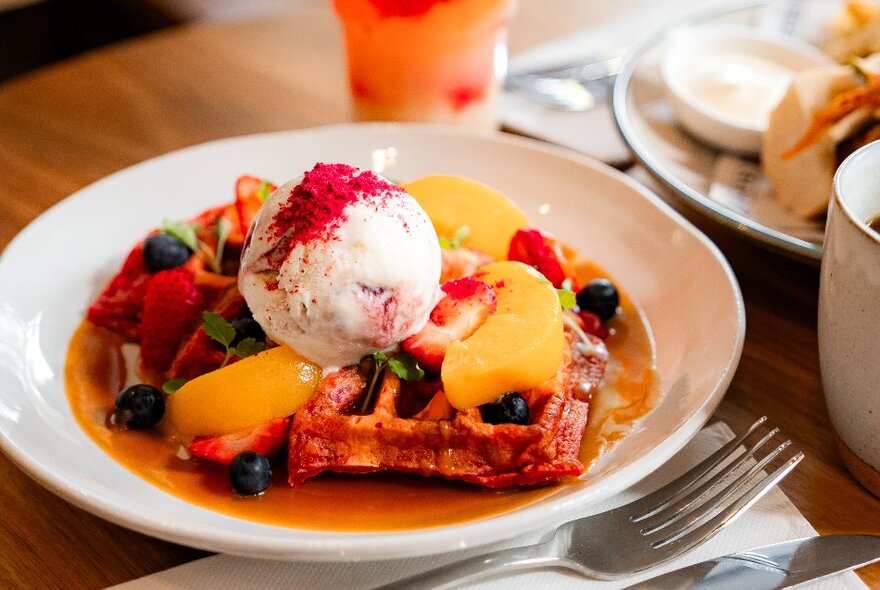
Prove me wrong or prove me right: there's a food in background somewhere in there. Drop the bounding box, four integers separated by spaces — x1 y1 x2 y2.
824 1 880 63
763 55 880 217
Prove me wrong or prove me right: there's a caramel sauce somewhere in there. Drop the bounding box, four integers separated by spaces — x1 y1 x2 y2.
574 261 659 469
64 263 658 532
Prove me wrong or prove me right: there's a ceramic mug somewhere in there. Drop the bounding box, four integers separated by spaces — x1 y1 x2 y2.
819 140 880 497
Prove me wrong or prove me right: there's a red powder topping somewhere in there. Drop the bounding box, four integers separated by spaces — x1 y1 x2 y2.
264 162 402 270
494 280 505 289
442 277 487 300
368 0 450 18
449 84 486 112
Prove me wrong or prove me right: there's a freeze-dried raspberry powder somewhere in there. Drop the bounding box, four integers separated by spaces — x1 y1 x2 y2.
265 162 403 270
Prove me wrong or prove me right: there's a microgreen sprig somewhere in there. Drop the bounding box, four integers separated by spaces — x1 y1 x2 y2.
162 378 186 394
563 310 592 346
202 311 265 368
256 180 273 202
161 217 229 274
161 219 201 251
557 278 577 310
213 217 230 273
359 351 424 414
438 225 470 250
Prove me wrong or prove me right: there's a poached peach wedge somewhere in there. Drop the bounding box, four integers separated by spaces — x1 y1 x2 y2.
442 261 565 409
168 346 321 437
403 174 529 261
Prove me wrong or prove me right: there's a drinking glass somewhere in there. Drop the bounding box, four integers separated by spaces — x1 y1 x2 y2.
332 0 514 128
819 140 880 497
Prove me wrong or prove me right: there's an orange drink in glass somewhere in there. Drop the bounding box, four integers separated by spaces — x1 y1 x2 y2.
332 0 514 128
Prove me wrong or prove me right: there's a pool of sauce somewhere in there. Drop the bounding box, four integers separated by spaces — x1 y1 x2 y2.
64 262 657 532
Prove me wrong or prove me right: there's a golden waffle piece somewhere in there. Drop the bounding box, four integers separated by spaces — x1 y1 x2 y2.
288 331 607 488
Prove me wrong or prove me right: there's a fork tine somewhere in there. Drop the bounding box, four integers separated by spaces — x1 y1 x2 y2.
650 451 804 554
639 437 792 536
632 428 791 534
627 416 767 520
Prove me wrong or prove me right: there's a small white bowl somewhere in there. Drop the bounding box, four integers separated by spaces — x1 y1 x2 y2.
661 24 832 155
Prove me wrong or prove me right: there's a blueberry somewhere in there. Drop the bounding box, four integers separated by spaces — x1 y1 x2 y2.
143 234 191 272
481 392 530 425
576 279 619 322
231 316 265 346
230 451 272 495
114 384 165 428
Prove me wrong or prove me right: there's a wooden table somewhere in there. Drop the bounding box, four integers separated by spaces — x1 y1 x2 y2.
1 1 878 587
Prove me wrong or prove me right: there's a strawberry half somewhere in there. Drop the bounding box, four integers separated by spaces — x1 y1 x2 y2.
507 227 576 289
140 268 202 372
440 247 493 283
87 243 153 341
235 175 277 238
402 277 497 372
577 310 610 340
188 416 291 466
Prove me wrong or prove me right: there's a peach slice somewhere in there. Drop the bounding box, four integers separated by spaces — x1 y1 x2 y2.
402 175 530 261
442 260 564 409
167 346 321 437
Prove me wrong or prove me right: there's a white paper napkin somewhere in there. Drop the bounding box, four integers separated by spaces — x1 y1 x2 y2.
110 422 867 590
500 0 722 167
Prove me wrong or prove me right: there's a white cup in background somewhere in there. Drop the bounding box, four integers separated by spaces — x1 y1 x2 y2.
819 141 880 497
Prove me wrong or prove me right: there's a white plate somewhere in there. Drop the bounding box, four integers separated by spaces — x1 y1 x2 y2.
0 124 744 560
612 0 836 263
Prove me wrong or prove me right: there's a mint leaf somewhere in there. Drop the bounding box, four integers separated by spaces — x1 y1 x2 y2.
162 378 186 394
373 350 388 365
388 353 424 381
214 217 230 273
161 219 200 252
557 278 577 310
233 337 264 359
202 311 236 348
438 225 469 250
557 287 577 310
256 180 273 202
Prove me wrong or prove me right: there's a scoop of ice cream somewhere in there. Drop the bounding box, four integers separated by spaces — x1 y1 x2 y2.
239 162 441 370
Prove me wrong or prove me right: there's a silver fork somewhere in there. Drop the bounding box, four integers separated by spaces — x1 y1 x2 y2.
503 52 625 112
372 416 802 589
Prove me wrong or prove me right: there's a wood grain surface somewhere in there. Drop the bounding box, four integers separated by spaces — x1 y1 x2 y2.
0 1 878 587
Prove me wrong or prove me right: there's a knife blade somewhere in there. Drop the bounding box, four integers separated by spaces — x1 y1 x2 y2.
624 535 880 589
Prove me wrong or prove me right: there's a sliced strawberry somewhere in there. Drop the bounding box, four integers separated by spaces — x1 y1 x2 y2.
402 277 497 372
507 227 577 289
169 286 247 381
87 243 153 341
440 247 493 283
577 310 610 340
188 416 291 466
140 268 202 372
235 175 276 237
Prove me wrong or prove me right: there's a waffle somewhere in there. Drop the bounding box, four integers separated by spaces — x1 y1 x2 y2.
288 331 607 488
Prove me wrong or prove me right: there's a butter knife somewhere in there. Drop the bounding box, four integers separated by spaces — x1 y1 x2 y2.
624 535 880 589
